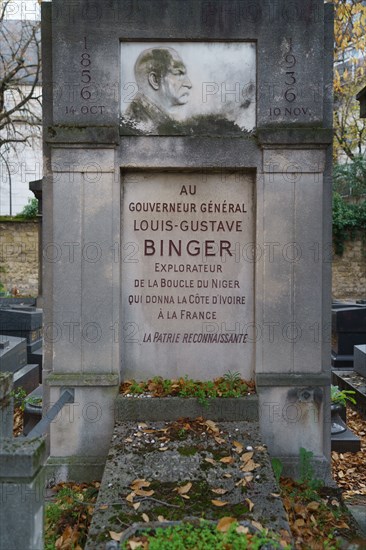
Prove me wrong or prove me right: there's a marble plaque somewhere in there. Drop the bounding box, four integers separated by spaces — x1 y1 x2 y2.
120 42 256 135
121 172 254 380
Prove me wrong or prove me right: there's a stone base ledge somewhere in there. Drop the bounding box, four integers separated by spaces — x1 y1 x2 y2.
115 395 258 422
0 437 46 480
277 454 332 484
46 373 119 387
45 456 106 484
256 373 331 386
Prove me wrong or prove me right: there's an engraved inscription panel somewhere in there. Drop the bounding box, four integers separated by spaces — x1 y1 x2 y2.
121 172 255 380
120 42 256 135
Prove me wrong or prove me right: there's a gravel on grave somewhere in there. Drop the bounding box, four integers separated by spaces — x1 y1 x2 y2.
85 418 291 549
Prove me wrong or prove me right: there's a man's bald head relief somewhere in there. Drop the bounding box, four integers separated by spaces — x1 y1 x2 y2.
134 48 176 88
134 47 192 111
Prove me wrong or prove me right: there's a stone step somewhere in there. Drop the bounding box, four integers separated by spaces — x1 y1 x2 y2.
86 416 292 549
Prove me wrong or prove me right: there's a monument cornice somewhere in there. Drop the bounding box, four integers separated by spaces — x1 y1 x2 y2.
257 128 333 146
46 125 120 146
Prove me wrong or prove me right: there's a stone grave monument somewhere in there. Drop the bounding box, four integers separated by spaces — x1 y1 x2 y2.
42 0 333 479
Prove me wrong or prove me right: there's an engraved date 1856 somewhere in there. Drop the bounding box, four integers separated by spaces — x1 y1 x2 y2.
65 36 105 115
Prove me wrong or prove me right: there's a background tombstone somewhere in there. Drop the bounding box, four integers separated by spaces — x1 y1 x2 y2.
354 345 366 378
331 306 366 369
42 0 333 480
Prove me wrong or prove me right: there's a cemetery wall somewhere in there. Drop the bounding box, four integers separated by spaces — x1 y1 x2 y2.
2 220 365 302
332 233 366 299
0 220 39 296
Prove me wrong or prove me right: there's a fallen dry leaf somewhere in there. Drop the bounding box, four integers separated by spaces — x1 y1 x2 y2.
158 515 167 522
205 420 219 433
220 456 235 464
241 451 254 463
307 501 320 512
245 498 254 511
211 499 228 507
217 516 236 532
129 541 143 549
134 488 154 497
132 502 141 510
241 459 257 472
126 492 135 503
175 482 192 495
235 478 248 487
214 436 226 445
131 479 151 490
204 457 216 465
233 441 244 453
142 513 150 523
211 488 228 495
109 531 123 542
294 518 305 529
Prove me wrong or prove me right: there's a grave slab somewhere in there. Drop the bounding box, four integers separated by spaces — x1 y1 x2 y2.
85 419 291 549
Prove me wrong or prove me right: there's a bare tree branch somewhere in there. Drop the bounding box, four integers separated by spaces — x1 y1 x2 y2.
0 12 41 151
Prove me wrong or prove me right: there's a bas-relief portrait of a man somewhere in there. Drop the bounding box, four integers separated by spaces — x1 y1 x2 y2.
124 47 192 133
120 42 256 136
